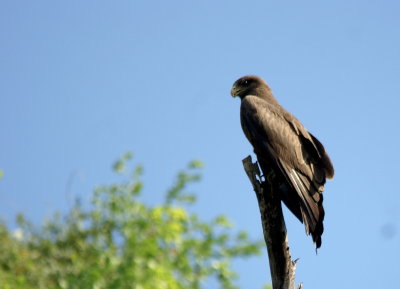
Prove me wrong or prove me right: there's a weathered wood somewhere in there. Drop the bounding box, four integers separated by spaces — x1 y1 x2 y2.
242 156 301 289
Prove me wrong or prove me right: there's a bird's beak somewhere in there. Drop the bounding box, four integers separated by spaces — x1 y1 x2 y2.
230 86 239 97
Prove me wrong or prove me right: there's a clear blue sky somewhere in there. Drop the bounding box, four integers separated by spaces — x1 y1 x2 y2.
1 1 399 288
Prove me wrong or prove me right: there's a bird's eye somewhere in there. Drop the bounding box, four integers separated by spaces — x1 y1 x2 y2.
244 80 248 85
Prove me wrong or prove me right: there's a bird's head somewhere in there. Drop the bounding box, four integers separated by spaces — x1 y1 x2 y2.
230 75 272 99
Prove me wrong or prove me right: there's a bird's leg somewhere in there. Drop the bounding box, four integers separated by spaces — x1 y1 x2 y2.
265 169 276 185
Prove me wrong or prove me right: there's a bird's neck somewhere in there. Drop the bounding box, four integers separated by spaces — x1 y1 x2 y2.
242 87 279 106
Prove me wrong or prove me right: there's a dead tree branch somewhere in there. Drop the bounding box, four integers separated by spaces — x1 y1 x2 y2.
242 155 301 289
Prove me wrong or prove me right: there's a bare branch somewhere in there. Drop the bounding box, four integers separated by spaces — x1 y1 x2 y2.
242 155 299 289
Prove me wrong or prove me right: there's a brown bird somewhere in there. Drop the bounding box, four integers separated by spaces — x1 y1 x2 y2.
231 75 334 248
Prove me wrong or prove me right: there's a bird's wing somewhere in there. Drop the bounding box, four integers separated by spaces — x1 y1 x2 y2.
287 116 334 180
240 95 330 247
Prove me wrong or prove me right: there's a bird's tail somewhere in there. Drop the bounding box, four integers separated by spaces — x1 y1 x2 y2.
279 162 325 249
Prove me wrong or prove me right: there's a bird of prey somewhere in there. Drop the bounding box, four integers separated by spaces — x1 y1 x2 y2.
231 75 334 248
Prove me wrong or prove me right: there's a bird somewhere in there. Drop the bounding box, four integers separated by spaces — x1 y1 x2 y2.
231 75 334 248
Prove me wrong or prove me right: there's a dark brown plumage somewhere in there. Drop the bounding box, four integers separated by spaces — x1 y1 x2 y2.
231 75 334 248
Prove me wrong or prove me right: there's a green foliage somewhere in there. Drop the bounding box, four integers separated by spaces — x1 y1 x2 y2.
0 154 263 289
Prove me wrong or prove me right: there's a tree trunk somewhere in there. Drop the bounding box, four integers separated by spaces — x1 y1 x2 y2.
242 156 302 289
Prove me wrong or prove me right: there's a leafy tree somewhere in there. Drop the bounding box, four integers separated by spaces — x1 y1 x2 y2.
0 153 263 289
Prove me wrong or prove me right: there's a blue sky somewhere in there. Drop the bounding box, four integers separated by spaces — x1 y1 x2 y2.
1 1 400 288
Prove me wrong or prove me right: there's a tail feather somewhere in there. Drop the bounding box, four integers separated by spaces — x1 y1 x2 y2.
278 161 325 248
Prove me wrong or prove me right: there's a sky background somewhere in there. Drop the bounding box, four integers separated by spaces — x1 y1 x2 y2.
1 1 400 288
